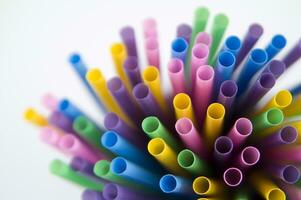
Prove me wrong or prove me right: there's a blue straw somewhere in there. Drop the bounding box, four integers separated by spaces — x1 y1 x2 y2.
236 49 268 96
58 99 84 121
159 174 193 195
290 84 301 96
110 157 160 189
265 34 286 61
222 35 241 56
69 53 106 112
171 37 188 64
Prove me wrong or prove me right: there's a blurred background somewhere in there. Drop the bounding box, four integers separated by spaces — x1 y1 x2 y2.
1 0 301 199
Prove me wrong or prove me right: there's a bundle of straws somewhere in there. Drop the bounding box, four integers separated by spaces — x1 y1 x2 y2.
24 6 301 200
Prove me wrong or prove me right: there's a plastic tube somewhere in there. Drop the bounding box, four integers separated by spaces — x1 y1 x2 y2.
217 80 238 113
171 37 188 64
262 60 286 79
159 174 192 195
24 107 48 127
252 108 284 133
48 111 73 133
265 34 286 61
173 93 196 125
70 157 96 178
123 56 142 87
145 37 160 69
120 26 138 57
177 149 209 175
283 38 301 68
168 58 186 95
262 126 297 146
221 35 241 56
223 167 243 187
82 189 104 200
193 176 220 195
39 127 62 149
194 32 212 47
177 23 192 44
227 118 252 148
238 146 260 168
41 93 58 111
214 136 233 161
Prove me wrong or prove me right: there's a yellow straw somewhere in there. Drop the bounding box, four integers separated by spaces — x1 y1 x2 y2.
24 108 48 127
173 93 196 125
142 66 167 113
193 176 221 196
283 95 301 117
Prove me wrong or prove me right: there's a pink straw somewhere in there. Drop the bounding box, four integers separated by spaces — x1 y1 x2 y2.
238 146 260 168
145 37 160 69
223 167 243 187
39 127 62 149
58 134 102 163
143 18 157 38
175 117 205 156
227 118 253 148
193 65 214 124
167 58 186 95
41 93 58 111
267 146 301 163
194 32 212 48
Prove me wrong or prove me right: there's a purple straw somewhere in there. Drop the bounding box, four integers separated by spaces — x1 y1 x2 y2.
239 146 260 168
217 80 238 112
235 23 264 68
107 77 142 123
48 111 73 133
71 157 103 182
177 23 192 44
120 26 138 57
268 165 300 184
228 118 252 148
82 189 104 200
262 60 286 79
262 126 298 146
214 136 233 161
283 38 301 68
123 56 142 87
223 167 243 187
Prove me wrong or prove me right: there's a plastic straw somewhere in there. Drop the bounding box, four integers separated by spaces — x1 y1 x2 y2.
270 165 300 184
58 99 85 121
120 26 138 57
228 118 252 148
290 84 301 96
218 80 238 113
283 38 301 68
82 189 104 200
267 145 301 163
48 111 73 133
123 56 142 87
143 18 157 39
173 93 196 125
223 167 243 187
41 93 58 111
159 174 192 195
39 127 62 149
145 37 160 69
177 149 209 175
24 108 48 127
171 37 188 64
168 58 186 95
194 32 212 47
214 136 233 161
283 95 301 117
221 35 241 56
70 157 96 178
262 126 298 146
265 34 286 61
262 60 286 79
252 108 284 133
238 146 260 168
177 23 192 44
193 176 220 195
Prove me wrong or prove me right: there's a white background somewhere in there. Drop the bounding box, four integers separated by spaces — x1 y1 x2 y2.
1 0 301 199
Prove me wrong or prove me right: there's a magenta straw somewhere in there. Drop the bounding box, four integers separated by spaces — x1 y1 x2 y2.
71 157 101 180
262 60 286 79
217 80 238 113
107 77 142 123
283 38 301 68
227 118 252 148
262 126 298 146
267 146 301 163
190 43 209 90
238 146 260 168
143 18 158 39
235 23 264 68
145 37 160 69
82 189 104 200
120 26 138 57
268 164 300 184
58 134 102 163
123 56 142 87
177 23 192 44
193 65 214 124
41 93 58 111
48 111 73 133
223 167 243 187
194 32 212 48
39 127 62 149
168 58 186 95
214 136 234 161
280 183 301 200
175 117 205 156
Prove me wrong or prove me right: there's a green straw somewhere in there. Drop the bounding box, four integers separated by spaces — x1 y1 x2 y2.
142 116 180 151
208 13 229 65
185 7 210 80
177 149 210 175
50 159 103 191
252 108 284 133
234 188 250 200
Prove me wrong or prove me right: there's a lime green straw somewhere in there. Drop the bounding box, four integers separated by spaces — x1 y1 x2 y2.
185 7 210 79
142 116 180 151
252 108 284 133
50 159 103 191
234 189 249 200
208 13 229 65
177 149 210 175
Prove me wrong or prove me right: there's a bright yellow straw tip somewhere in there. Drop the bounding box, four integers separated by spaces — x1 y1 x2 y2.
258 90 292 114
173 93 196 124
110 43 126 56
143 66 160 83
24 108 48 126
267 188 286 200
86 68 105 83
193 176 218 195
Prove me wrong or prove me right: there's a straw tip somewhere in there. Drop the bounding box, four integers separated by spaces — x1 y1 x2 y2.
86 68 103 83
69 53 81 64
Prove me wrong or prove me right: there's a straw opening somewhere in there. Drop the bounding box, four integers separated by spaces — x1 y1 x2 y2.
280 126 297 143
107 77 123 92
104 113 119 129
176 118 193 135
168 59 183 74
223 168 242 187
133 83 149 99
236 118 252 136
242 147 260 165
208 103 225 119
221 80 237 97
250 49 267 64
197 65 214 81
172 38 187 52
94 160 110 176
218 51 235 67
267 189 285 200
102 131 118 148
69 53 80 64
143 67 159 82
86 69 103 82
174 93 190 110
111 158 127 174
178 150 195 167
193 177 210 194
259 73 275 89
142 117 159 134
226 36 241 51
104 183 118 199
272 35 286 49
124 56 138 70
160 175 177 193
266 108 283 125
249 23 263 38
282 165 300 184
110 43 124 55
192 44 209 59
274 90 292 108
148 138 165 155
215 136 233 154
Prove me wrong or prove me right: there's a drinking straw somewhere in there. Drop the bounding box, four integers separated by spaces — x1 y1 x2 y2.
214 136 233 161
214 51 236 93
256 90 292 114
69 54 106 112
159 174 192 195
193 176 220 195
41 93 58 111
48 111 73 133
39 127 62 149
193 65 214 124
123 56 142 87
177 23 192 44
252 108 284 133
221 35 241 56
190 44 210 90
120 26 138 57
110 157 160 188
24 108 48 126
236 49 268 96
171 37 188 64
82 189 104 200
143 18 157 39
250 173 286 200
145 37 160 69
290 84 301 96
173 93 196 125
280 183 301 200
283 95 301 117
283 38 301 68
58 134 102 163
148 138 184 175
168 58 186 95
217 80 238 113
208 13 229 64
142 66 167 112
227 118 252 148
175 118 205 155
234 189 249 200
262 126 297 146
177 149 209 175
70 157 96 178
204 103 225 145
58 99 84 121
50 159 104 191
194 32 212 47
265 34 287 61
262 60 286 79
107 77 142 123
235 23 264 67
110 43 131 91
269 165 300 184
132 83 165 121
266 145 301 163
142 116 179 150
223 167 243 187
86 68 131 125
238 146 260 168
